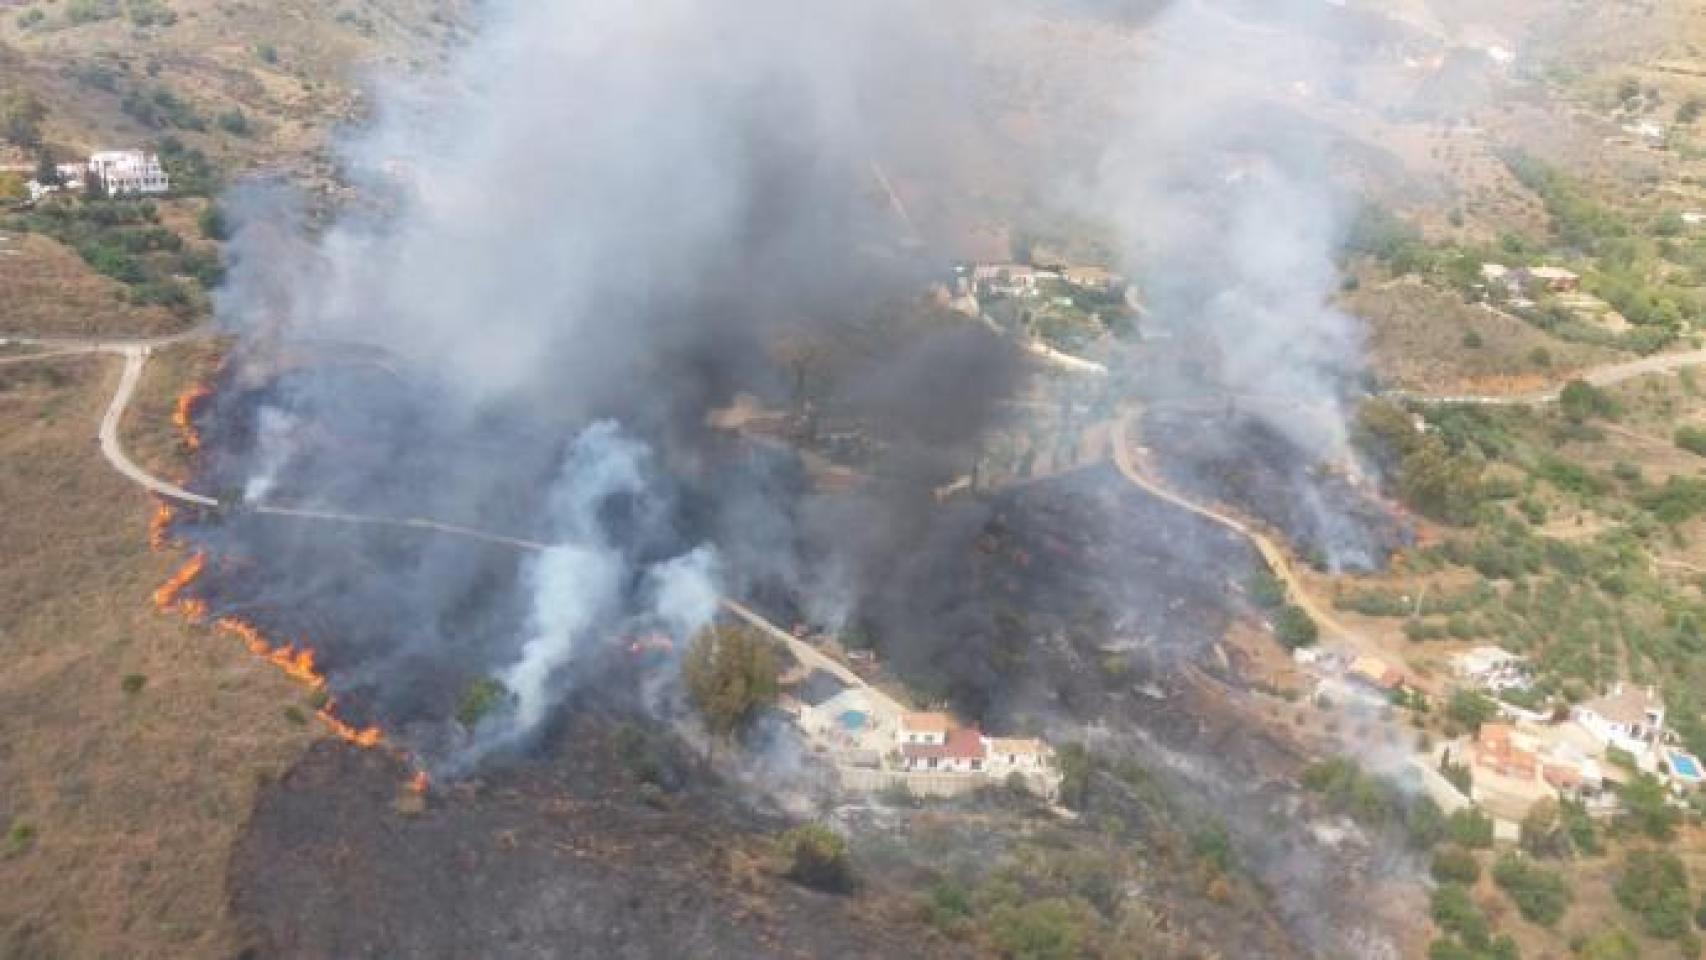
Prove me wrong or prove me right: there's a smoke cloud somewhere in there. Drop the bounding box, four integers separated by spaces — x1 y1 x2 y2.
205 0 1021 768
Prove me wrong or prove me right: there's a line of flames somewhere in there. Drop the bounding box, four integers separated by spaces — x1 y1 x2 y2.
172 383 212 453
150 379 431 790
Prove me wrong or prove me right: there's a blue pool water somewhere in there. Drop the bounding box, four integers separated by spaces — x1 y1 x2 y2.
1672 752 1702 779
838 710 869 731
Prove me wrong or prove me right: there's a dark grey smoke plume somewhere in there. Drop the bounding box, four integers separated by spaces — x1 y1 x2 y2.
206 0 1020 760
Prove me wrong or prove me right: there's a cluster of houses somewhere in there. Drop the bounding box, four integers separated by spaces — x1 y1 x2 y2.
956 261 1126 299
1441 645 1704 817
17 149 170 203
1479 263 1580 300
779 660 1060 799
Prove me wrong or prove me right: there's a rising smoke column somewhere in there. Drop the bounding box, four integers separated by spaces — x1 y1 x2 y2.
208 0 1020 766
1093 0 1366 459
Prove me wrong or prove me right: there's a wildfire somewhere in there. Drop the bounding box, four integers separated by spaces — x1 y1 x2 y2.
408 770 431 794
215 616 327 691
148 503 175 551
318 708 384 748
151 552 206 611
172 383 212 453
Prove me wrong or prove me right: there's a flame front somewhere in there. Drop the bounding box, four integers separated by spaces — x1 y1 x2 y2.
152 552 206 612
149 503 175 551
172 384 212 453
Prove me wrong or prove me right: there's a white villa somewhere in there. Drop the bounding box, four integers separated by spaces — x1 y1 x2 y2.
896 711 952 747
87 150 169 195
1572 684 1666 758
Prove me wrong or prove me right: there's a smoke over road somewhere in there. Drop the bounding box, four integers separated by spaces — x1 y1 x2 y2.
199 0 1020 761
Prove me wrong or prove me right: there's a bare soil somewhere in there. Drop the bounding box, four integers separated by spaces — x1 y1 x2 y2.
0 354 313 959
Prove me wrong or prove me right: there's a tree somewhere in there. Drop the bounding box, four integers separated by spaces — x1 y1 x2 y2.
1446 808 1495 849
1519 799 1571 858
1491 853 1570 926
1446 689 1499 734
1430 883 1491 949
0 172 25 204
1559 380 1618 422
1272 603 1318 649
0 90 47 147
1617 773 1680 840
683 624 779 740
1578 929 1640 960
1615 849 1692 939
779 824 852 892
1431 846 1481 884
985 898 1094 960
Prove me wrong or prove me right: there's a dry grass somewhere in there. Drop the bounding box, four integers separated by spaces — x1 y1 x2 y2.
1348 278 1620 393
0 232 186 339
123 337 227 484
0 353 312 959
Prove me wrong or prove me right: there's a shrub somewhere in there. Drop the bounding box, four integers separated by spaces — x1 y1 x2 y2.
1272 604 1318 649
1246 571 1286 609
1431 882 1490 948
985 898 1094 960
1491 853 1570 926
1446 808 1495 849
455 676 509 728
1559 380 1618 422
1615 849 1692 939
1446 689 1499 734
1675 425 1706 457
779 824 852 893
216 109 252 137
1431 846 1481 884
1616 773 1680 840
120 673 147 694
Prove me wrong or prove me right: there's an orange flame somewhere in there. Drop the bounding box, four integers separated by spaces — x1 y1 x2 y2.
173 384 212 453
318 708 384 748
148 503 175 551
152 552 206 611
408 770 431 795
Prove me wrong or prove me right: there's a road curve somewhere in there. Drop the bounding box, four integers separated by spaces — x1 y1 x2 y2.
99 346 219 507
1108 409 1418 683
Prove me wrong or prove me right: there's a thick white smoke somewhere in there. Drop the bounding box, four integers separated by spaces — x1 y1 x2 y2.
496 421 717 742
1093 0 1365 460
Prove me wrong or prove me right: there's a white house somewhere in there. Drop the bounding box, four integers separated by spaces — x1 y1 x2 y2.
984 737 1050 778
897 711 951 747
900 727 986 774
1572 684 1666 757
87 150 169 196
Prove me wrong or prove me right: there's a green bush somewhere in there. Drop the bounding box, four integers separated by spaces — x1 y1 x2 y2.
779 824 852 893
1431 882 1490 948
1446 689 1499 733
1446 808 1495 849
1491 853 1570 926
985 898 1094 960
1246 571 1286 609
120 673 147 694
1615 849 1692 939
1677 426 1706 457
455 676 509 728
1431 846 1481 884
1272 604 1318 649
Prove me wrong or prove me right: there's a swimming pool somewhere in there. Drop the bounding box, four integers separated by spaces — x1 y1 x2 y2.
1671 751 1702 780
837 710 869 732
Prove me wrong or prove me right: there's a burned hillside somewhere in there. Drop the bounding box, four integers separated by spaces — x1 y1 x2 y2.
1142 406 1412 573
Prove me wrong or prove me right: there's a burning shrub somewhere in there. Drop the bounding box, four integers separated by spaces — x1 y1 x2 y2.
779 824 852 893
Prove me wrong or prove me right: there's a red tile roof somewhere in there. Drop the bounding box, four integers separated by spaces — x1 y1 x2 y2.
901 728 985 761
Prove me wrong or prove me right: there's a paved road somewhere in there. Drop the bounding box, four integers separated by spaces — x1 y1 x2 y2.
1391 347 1706 406
1108 409 1426 687
719 598 908 717
99 346 218 506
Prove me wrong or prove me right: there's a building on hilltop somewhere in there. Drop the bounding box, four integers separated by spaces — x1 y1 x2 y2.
897 711 952 746
984 737 1049 778
1572 683 1666 757
87 150 169 196
901 727 985 774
